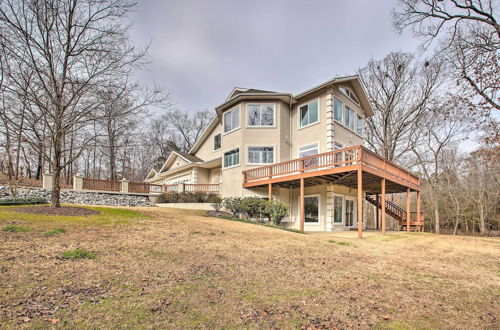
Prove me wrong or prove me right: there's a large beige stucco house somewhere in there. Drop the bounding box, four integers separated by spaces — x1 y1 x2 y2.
145 76 423 237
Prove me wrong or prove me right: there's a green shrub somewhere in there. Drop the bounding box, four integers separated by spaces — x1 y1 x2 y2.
3 225 31 232
0 197 47 206
44 228 66 236
210 195 223 211
241 197 268 220
222 197 244 217
161 191 221 203
264 200 289 225
61 248 95 260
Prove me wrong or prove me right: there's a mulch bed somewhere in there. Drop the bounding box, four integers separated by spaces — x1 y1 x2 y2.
12 206 100 216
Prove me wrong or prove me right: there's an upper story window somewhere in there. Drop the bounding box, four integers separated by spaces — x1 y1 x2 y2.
213 133 221 151
339 86 360 104
223 106 240 133
299 99 319 128
344 106 355 131
357 115 363 136
247 104 275 127
299 143 319 158
223 148 240 168
334 99 343 123
248 146 274 164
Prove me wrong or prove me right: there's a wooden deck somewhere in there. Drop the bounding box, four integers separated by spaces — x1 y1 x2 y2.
242 145 422 237
242 145 419 193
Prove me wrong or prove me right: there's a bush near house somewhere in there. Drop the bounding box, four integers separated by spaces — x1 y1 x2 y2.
161 191 221 203
218 197 289 225
0 197 48 206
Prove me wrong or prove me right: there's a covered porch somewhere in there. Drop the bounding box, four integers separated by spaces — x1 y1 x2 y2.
242 146 423 238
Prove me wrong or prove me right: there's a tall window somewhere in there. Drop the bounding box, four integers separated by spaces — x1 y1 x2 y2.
223 148 239 168
248 146 274 164
334 196 343 223
224 107 240 133
345 200 354 226
299 143 319 158
299 99 319 127
213 134 221 150
334 99 343 123
357 115 363 136
247 104 275 127
304 195 320 223
344 106 355 131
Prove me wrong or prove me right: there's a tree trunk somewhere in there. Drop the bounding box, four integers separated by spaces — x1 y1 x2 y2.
434 202 440 234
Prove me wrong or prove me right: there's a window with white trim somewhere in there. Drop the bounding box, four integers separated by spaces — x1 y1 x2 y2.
299 143 319 158
344 106 355 131
334 99 343 123
213 133 221 151
299 99 319 127
223 107 240 133
357 115 363 136
248 146 274 164
304 195 320 223
247 104 275 127
223 148 239 168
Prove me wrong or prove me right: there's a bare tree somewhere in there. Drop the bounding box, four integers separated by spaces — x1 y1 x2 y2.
97 80 170 180
410 104 469 234
358 51 445 162
0 0 147 207
160 109 213 152
393 0 499 138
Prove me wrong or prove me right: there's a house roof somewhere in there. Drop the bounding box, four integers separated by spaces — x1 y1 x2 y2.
293 75 375 117
225 87 278 102
145 169 157 180
158 150 204 173
188 115 220 154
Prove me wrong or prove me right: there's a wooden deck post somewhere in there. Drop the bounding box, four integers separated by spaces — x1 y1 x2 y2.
375 193 379 230
268 183 272 201
417 190 422 232
300 178 305 232
357 167 363 239
406 188 411 232
381 178 386 234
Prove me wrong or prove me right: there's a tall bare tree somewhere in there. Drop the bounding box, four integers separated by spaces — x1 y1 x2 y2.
161 109 213 152
358 51 445 162
393 0 499 139
0 0 147 207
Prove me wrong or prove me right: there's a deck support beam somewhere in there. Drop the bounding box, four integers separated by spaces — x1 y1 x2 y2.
357 167 363 239
381 178 386 234
300 178 305 232
406 188 411 232
268 183 272 201
375 193 379 230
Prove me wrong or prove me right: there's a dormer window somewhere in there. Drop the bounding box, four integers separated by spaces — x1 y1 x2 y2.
339 86 360 104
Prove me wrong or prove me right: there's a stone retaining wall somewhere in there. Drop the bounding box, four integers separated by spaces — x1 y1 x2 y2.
0 186 154 207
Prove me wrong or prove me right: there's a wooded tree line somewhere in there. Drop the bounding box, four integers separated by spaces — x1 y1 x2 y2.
0 0 498 234
360 0 499 234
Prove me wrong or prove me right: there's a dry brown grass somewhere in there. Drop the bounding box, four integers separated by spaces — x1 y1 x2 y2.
1 206 499 329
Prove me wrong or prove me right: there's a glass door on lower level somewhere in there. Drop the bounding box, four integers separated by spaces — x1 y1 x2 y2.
345 200 355 227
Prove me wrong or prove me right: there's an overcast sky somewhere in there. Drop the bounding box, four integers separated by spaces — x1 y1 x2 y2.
129 0 420 113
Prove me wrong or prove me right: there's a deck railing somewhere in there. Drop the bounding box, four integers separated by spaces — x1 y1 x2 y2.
164 184 178 192
128 182 162 194
185 184 219 193
82 178 121 192
243 145 419 187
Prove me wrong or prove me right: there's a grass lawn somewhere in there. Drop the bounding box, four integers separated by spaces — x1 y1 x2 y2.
0 206 499 329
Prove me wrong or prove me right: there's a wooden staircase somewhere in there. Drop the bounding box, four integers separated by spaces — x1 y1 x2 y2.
365 194 424 232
